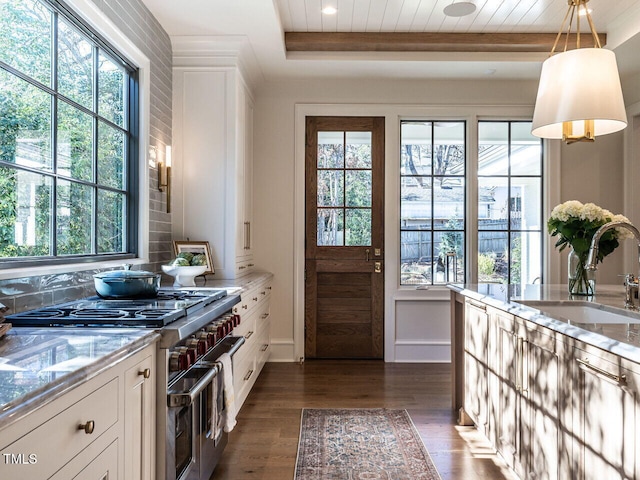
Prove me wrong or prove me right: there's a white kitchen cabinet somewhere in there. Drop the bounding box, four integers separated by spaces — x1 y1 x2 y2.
231 278 272 409
124 353 155 480
464 299 490 436
571 342 640 480
172 62 255 279
0 343 156 480
457 295 639 480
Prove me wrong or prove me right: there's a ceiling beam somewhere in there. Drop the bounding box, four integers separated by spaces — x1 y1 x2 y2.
285 32 606 53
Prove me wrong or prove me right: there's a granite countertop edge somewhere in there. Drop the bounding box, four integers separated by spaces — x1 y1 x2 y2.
449 283 640 365
0 330 160 428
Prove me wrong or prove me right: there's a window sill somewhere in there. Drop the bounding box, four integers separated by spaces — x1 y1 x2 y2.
0 258 149 281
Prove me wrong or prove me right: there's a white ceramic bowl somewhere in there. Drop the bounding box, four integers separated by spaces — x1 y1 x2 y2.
161 265 207 287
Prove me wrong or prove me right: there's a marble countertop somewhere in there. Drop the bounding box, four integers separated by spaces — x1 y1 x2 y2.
449 283 640 364
0 327 159 426
0 272 272 426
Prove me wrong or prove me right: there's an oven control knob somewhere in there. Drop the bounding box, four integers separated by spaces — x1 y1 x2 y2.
185 348 197 365
169 352 182 372
176 346 192 370
196 331 210 351
186 338 201 359
204 325 219 345
233 314 241 326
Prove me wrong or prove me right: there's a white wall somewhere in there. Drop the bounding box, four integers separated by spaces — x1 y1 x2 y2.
251 77 629 362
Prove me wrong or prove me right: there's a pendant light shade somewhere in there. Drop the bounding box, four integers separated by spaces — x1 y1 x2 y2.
531 0 627 143
531 48 627 141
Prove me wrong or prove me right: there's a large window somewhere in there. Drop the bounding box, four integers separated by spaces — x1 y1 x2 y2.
399 119 544 286
478 121 543 284
0 0 138 266
400 121 466 285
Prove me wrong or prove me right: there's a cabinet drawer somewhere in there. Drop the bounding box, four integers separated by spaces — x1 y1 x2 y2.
1 378 118 478
232 343 257 400
235 259 255 277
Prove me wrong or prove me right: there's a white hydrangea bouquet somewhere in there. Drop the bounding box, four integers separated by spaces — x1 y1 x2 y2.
548 200 632 294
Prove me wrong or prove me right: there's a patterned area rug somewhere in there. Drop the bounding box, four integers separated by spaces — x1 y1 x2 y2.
294 408 442 480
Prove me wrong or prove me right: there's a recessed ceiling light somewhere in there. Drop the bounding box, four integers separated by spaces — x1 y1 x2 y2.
443 2 477 17
322 6 337 15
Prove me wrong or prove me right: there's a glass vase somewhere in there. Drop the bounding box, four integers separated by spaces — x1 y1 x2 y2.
568 248 595 296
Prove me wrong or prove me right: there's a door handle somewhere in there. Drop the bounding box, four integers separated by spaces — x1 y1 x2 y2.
365 249 370 262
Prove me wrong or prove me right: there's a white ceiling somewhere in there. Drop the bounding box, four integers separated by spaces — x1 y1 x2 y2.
141 0 640 83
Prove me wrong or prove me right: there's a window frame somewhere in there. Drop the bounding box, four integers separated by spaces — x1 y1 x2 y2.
398 116 547 287
399 120 467 286
477 120 545 285
0 0 141 270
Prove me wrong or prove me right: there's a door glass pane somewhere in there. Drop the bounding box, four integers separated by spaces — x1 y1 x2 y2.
478 177 508 229
317 170 344 207
345 170 371 207
317 208 343 246
98 121 125 189
98 52 126 127
511 122 541 175
57 100 93 181
0 167 52 257
0 0 52 86
345 131 371 168
479 122 508 175
0 69 52 170
58 19 93 110
98 189 124 253
345 209 371 246
478 231 508 283
317 131 344 168
401 177 431 230
57 180 93 255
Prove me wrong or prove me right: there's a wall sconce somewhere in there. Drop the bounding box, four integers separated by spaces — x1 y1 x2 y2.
158 145 171 213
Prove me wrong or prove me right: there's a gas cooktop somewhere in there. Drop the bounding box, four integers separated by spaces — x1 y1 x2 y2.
5 288 228 328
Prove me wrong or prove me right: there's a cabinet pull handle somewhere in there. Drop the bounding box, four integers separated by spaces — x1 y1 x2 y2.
244 369 254 381
253 297 258 301
139 368 151 379
261 313 269 319
245 330 254 339
79 420 95 434
248 263 255 267
577 358 627 384
261 344 269 352
239 266 247 270
242 305 248 310
261 291 266 295
233 307 238 313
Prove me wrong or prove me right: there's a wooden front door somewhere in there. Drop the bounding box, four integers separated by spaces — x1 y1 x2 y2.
305 116 385 359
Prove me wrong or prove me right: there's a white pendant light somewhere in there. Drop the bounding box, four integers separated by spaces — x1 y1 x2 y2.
531 0 627 144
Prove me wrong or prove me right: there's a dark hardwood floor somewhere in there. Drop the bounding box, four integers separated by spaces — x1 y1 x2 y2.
211 361 516 480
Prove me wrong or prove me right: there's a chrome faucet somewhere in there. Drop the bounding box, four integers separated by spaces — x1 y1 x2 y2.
586 221 640 308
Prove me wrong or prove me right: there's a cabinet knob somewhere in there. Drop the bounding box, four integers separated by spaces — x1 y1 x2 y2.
242 305 248 310
139 368 151 379
252 297 258 301
79 420 95 435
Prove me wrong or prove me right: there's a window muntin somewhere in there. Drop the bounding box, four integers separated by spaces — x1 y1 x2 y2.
316 131 373 247
400 121 466 285
0 0 137 264
477 121 543 284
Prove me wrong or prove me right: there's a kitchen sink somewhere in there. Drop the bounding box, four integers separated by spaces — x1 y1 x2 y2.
515 301 640 324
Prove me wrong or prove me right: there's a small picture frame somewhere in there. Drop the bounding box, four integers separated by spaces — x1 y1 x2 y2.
173 241 215 275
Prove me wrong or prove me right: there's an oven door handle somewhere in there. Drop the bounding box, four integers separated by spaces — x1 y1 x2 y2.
167 365 220 408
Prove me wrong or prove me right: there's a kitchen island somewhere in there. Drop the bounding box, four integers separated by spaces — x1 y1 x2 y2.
450 283 640 480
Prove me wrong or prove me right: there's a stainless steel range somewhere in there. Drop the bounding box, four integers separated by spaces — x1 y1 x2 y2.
6 287 243 480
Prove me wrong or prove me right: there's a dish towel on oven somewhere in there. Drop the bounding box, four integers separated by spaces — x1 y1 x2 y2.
218 352 237 432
